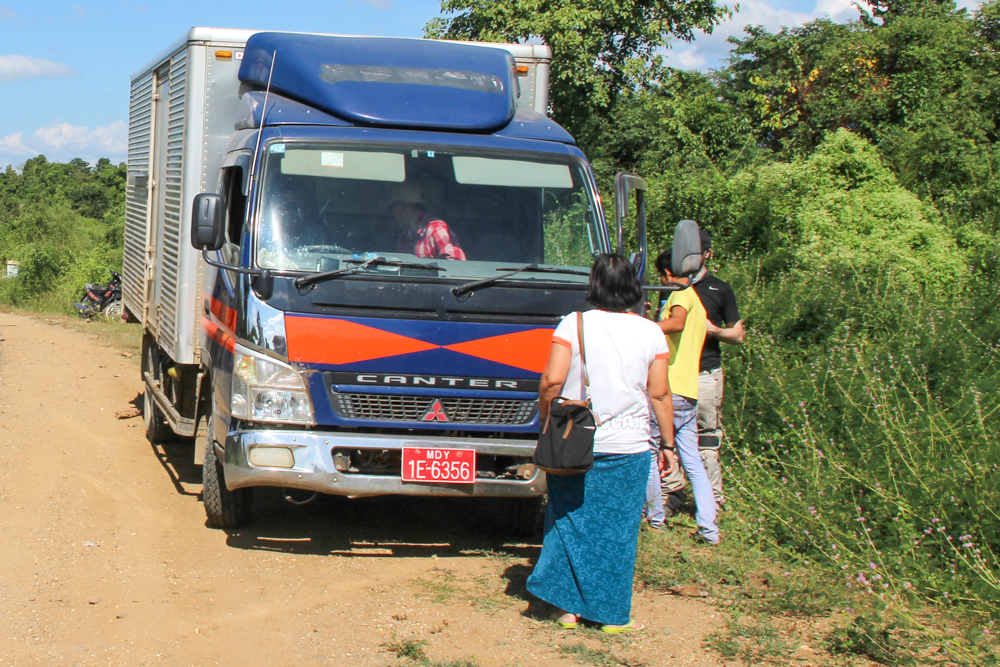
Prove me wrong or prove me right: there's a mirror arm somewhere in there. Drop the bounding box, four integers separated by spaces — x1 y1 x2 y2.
201 249 262 276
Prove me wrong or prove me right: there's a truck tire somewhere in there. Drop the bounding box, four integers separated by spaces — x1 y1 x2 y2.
142 389 173 443
201 404 252 529
499 497 545 539
142 340 173 443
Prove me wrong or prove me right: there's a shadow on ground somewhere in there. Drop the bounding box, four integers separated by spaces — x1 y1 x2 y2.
136 390 544 557
135 390 202 492
223 491 543 558
502 563 534 602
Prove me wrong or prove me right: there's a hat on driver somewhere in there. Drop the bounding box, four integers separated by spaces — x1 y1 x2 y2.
388 181 425 206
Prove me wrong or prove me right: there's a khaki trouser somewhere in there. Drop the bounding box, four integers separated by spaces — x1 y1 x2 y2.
698 367 725 505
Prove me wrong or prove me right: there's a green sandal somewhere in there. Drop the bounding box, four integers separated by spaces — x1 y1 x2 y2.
601 619 645 634
553 612 579 629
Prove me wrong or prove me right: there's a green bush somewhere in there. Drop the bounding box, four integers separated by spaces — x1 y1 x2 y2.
718 260 1000 613
0 157 125 313
725 130 966 286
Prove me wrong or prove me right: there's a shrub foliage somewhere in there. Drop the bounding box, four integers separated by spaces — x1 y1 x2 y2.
0 156 125 311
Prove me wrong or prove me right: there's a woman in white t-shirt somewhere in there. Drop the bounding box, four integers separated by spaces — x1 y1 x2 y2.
526 254 675 633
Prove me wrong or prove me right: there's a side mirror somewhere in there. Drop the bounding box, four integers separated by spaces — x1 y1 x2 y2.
671 219 703 277
614 172 647 276
191 193 226 251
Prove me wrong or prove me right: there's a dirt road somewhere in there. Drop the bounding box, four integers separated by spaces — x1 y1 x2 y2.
0 312 725 667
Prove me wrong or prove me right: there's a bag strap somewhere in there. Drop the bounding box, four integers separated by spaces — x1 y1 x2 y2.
550 396 602 426
576 311 591 405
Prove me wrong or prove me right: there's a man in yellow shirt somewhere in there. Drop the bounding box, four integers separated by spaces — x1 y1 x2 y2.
644 249 719 544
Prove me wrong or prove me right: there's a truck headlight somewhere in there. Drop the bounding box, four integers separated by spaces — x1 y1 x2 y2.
231 347 315 424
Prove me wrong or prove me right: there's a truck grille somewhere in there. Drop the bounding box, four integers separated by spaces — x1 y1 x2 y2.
330 392 537 425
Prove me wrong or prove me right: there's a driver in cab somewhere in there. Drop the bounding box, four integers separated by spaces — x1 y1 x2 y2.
390 182 466 261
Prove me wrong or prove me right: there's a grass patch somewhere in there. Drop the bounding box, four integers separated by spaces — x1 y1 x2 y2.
382 635 479 667
825 612 915 665
0 307 142 356
459 548 519 567
557 641 644 667
636 514 1000 666
469 571 514 615
634 520 757 596
412 557 533 616
413 570 461 604
383 636 429 661
705 612 794 666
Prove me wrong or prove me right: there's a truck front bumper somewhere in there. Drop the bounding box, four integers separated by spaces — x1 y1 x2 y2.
222 430 546 498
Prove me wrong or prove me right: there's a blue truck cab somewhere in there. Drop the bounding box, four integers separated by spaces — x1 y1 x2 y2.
124 30 623 534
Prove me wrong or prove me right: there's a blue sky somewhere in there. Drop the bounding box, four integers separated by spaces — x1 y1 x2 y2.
0 0 979 168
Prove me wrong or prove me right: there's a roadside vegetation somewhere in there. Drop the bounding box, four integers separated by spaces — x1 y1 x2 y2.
0 156 125 314
431 0 1000 662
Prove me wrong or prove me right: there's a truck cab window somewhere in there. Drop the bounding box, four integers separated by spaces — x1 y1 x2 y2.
254 144 600 283
221 166 247 265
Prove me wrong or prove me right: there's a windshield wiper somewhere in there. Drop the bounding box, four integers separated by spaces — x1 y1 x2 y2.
294 257 443 289
450 264 589 298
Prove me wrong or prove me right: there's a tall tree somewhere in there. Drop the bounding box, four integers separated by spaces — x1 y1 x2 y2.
425 0 729 138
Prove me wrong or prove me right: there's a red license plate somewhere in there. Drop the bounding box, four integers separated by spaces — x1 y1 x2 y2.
401 447 476 484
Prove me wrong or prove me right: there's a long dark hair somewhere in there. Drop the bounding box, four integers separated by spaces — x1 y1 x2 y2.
586 253 642 312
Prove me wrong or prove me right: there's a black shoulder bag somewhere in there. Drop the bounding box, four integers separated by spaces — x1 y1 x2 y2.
533 312 599 476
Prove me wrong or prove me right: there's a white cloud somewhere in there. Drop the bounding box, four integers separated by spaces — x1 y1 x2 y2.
32 120 127 154
0 132 37 157
119 2 149 14
0 121 126 165
364 0 394 6
0 55 75 83
665 0 863 70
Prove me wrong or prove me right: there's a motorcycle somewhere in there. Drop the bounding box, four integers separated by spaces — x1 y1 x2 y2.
74 270 124 321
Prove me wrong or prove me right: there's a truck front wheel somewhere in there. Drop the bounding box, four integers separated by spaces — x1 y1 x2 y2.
201 403 252 528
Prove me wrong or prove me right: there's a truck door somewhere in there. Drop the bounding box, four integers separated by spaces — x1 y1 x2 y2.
145 64 171 332
613 172 648 310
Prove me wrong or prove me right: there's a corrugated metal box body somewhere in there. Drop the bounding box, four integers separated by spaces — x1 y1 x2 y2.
124 28 257 365
124 28 552 366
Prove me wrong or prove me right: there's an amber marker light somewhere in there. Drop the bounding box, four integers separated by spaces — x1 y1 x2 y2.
515 65 530 74
215 50 233 59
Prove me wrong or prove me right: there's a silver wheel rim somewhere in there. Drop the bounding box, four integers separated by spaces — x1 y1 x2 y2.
104 301 123 320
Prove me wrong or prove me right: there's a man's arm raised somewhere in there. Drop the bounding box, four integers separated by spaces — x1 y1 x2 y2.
706 319 744 345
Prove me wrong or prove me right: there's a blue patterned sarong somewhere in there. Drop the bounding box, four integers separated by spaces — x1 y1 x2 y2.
526 451 649 626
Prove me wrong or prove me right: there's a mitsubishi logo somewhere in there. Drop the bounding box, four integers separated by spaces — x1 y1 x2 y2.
422 400 449 422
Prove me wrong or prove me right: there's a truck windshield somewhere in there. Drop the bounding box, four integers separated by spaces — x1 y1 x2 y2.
255 143 602 282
